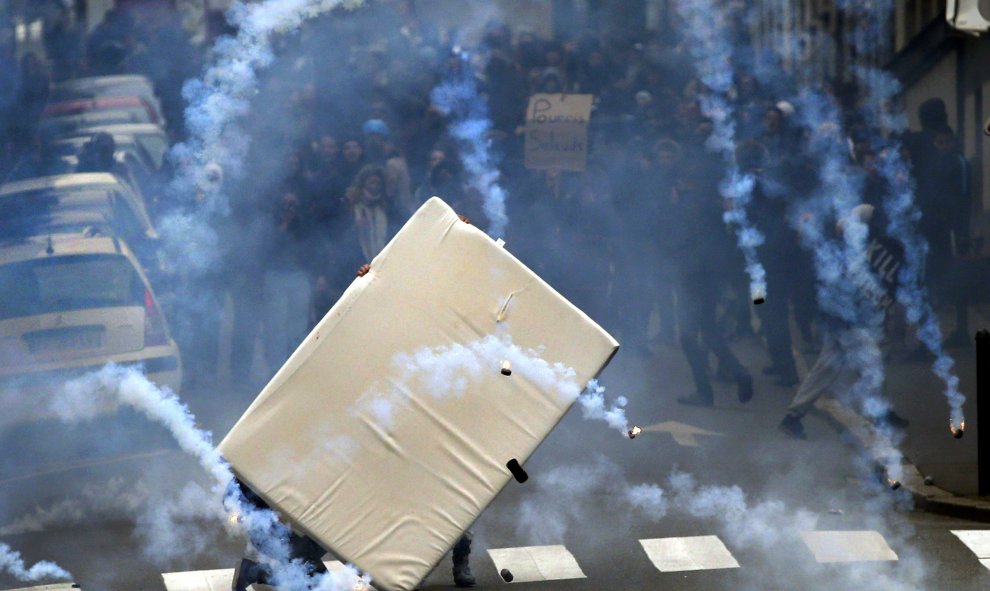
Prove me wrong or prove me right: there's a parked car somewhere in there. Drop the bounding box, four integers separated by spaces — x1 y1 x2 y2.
40 108 157 138
0 232 182 401
41 96 160 127
51 75 165 125
0 174 159 266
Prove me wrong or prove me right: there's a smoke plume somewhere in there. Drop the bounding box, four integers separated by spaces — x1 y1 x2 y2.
164 0 365 272
355 334 629 435
430 53 510 238
836 0 965 427
43 364 370 589
0 543 71 583
674 0 767 302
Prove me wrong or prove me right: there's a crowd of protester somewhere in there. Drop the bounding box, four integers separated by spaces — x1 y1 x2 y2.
0 1 979 397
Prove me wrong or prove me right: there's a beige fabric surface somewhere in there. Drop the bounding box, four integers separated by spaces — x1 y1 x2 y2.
219 197 618 591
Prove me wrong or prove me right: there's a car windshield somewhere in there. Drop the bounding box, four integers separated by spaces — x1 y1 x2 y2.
0 190 111 240
0 254 143 320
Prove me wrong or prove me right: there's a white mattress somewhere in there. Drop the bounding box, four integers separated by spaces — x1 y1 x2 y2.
219 197 619 591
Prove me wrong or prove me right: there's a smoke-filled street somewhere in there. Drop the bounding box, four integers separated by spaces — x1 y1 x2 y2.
2 1 990 590
1 349 990 590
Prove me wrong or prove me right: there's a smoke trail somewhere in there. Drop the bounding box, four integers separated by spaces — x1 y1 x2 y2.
430 53 510 238
728 9 908 480
510 463 926 587
837 0 966 427
667 470 818 550
513 457 666 544
164 0 364 272
0 544 71 583
673 0 767 303
777 86 907 481
667 470 927 589
48 365 370 589
354 334 629 435
0 478 147 536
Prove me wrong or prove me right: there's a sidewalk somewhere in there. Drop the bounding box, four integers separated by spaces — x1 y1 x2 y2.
825 303 990 520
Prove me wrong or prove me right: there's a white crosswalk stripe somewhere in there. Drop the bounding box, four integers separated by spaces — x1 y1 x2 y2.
639 535 740 572
486 545 586 583
151 524 990 590
800 531 899 563
161 561 357 591
951 530 990 570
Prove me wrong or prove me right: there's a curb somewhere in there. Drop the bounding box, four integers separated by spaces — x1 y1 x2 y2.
815 398 990 522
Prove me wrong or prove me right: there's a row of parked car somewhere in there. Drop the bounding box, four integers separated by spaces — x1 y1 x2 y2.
0 75 183 401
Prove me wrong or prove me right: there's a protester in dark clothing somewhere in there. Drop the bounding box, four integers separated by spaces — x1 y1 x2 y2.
650 138 684 345
76 132 129 178
742 139 801 386
779 204 909 438
904 97 948 168
925 125 972 342
609 145 658 355
264 191 312 374
664 162 754 406
415 156 465 205
227 477 330 591
340 138 367 189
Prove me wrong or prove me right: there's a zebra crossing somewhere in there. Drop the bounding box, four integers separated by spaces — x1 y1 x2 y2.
952 530 990 570
8 529 990 590
157 529 903 589
639 535 740 572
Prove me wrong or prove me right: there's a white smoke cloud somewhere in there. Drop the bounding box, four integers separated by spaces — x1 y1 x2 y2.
835 0 966 427
34 364 369 589
0 478 147 537
513 457 667 545
430 54 510 238
165 0 365 272
353 334 629 435
0 543 71 583
674 0 768 302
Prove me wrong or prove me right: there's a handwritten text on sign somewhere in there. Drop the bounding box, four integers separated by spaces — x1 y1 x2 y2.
524 94 593 172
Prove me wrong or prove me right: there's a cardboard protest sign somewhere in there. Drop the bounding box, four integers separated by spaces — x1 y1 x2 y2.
524 93 593 171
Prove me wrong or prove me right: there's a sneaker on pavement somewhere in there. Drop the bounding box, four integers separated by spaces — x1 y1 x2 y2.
736 373 753 403
453 564 476 588
778 414 807 439
232 558 257 591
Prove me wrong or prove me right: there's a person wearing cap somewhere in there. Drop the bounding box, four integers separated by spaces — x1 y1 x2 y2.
362 118 416 215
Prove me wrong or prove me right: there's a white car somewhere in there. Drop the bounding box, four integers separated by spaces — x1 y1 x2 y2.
0 173 157 243
40 108 157 138
52 75 165 126
0 232 182 402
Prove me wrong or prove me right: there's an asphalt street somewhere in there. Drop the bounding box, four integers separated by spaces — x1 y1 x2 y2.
0 336 988 590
